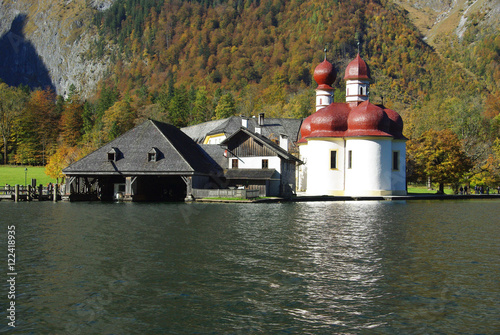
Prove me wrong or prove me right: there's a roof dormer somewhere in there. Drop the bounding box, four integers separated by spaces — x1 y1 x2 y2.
148 147 160 162
107 147 118 162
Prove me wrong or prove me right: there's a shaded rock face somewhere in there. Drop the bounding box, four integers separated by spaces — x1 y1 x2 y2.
0 14 55 91
0 0 116 98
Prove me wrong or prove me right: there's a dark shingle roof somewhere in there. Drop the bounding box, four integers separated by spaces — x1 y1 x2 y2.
199 144 228 169
63 119 222 176
181 116 303 148
225 169 279 180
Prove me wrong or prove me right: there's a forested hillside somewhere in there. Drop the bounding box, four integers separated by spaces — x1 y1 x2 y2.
0 0 498 187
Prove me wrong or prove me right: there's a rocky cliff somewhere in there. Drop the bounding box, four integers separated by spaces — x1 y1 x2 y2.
393 0 499 44
0 0 115 98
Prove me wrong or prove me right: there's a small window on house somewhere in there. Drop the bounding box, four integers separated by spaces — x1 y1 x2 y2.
330 150 337 169
232 159 239 169
393 151 399 171
108 148 117 162
348 150 352 169
262 159 269 169
148 148 159 162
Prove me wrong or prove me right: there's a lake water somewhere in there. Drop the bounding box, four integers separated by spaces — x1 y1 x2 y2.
0 200 499 334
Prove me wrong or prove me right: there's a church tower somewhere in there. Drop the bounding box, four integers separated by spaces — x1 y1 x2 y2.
313 56 336 111
344 54 371 107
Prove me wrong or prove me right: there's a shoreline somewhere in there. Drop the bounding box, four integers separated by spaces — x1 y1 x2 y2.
197 193 500 203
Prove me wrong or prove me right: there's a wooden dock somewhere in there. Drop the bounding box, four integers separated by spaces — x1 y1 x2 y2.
0 184 60 202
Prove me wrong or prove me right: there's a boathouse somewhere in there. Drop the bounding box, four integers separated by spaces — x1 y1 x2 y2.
62 119 223 201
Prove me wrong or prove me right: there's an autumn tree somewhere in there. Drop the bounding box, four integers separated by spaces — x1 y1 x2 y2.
0 83 27 164
16 88 59 165
407 129 473 193
102 97 137 141
45 145 79 181
59 90 84 146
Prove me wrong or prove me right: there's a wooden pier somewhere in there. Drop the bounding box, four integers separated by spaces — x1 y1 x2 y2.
0 184 60 202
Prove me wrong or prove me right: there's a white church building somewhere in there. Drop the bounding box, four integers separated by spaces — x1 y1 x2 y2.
298 54 407 196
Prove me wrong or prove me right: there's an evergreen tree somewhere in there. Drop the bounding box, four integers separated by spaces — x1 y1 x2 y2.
214 93 236 120
168 86 190 127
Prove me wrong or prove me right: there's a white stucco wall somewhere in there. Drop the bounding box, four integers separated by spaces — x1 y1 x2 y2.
304 139 345 196
345 79 369 103
315 89 333 111
298 143 308 192
345 138 392 196
391 140 407 195
231 156 282 173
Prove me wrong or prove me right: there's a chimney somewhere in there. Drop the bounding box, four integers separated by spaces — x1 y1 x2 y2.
258 113 265 126
241 117 248 128
279 134 288 151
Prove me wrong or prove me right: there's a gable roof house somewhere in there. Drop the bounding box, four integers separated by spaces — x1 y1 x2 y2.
62 119 223 201
220 127 301 197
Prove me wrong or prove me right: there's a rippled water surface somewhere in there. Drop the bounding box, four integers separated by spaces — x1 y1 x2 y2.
0 200 499 334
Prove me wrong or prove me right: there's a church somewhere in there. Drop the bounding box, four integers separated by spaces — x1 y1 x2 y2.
297 54 407 196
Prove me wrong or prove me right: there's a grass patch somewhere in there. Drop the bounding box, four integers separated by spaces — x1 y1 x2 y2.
0 165 57 186
407 184 454 195
202 197 251 201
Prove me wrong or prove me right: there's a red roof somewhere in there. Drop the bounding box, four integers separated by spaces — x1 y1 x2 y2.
314 59 336 90
299 56 406 142
299 101 405 141
344 54 371 81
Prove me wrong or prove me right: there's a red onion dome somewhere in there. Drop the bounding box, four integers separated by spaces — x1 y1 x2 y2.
383 108 406 139
314 59 337 90
298 115 313 143
300 103 350 140
344 54 371 81
345 101 391 137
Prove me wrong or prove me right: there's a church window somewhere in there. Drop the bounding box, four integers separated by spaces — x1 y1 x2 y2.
330 151 337 169
232 159 239 169
348 150 352 169
262 159 269 169
392 151 399 170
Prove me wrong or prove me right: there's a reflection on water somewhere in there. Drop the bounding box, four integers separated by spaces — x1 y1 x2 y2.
0 200 499 334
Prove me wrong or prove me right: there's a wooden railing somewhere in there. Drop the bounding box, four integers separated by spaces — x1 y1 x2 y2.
0 184 60 202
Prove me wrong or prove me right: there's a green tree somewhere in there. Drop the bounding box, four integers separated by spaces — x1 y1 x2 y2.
407 129 473 193
168 86 190 127
190 87 211 125
214 93 236 120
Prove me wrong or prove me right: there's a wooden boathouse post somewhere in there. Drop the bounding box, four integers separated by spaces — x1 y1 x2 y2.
14 184 19 202
53 184 58 202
